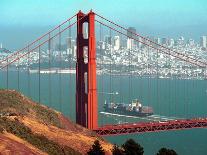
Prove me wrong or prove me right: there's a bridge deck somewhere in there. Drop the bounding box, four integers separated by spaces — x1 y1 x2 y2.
94 118 207 136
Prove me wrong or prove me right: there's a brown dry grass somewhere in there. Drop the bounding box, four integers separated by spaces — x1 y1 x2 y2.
0 132 46 155
0 90 113 154
20 116 113 154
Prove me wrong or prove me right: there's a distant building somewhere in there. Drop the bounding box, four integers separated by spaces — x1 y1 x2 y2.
168 38 174 47
104 35 112 45
188 39 195 47
200 36 207 48
155 37 161 44
127 27 136 39
138 37 143 48
127 27 137 48
161 38 168 45
66 37 72 49
177 36 185 46
114 36 120 50
127 38 134 49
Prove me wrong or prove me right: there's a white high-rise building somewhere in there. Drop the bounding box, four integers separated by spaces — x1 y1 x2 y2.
188 39 195 46
155 37 161 44
127 38 134 49
114 36 120 50
168 38 174 47
200 36 207 48
0 43 2 49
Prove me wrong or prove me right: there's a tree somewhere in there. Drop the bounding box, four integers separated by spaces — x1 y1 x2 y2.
156 148 177 155
87 140 105 155
122 139 144 155
112 144 124 155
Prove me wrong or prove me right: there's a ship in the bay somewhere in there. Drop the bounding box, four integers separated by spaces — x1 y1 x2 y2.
103 99 153 117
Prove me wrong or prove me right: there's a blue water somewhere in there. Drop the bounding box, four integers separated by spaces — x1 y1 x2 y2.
0 71 207 155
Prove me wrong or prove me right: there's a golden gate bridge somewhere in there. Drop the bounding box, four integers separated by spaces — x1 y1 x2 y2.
0 10 207 136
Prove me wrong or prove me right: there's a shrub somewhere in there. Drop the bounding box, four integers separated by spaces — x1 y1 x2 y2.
157 148 177 155
87 140 105 155
112 144 124 155
122 139 144 155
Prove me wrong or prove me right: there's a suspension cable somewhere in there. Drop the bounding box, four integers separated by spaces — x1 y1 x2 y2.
95 13 207 67
1 15 86 70
95 20 206 68
0 14 77 65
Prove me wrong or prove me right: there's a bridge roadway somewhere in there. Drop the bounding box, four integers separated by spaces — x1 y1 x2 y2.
94 118 207 136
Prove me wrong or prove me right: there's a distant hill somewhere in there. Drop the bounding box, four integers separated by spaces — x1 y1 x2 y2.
0 90 112 155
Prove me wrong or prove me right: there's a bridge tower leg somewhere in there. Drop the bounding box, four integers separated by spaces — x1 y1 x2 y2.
76 11 98 130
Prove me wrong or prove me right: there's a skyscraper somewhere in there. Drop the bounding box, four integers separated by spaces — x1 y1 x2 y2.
127 27 136 39
155 37 161 44
200 36 207 48
127 38 134 49
66 37 72 49
168 39 175 47
114 36 120 50
104 35 112 45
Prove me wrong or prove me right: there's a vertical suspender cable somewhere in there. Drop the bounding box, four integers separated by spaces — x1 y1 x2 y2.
6 56 8 90
147 41 150 115
38 44 41 103
99 22 103 126
59 26 62 112
68 20 72 119
17 57 20 91
156 49 159 120
28 46 30 97
48 33 51 107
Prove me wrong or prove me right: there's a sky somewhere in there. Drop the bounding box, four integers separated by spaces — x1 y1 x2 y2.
0 0 207 49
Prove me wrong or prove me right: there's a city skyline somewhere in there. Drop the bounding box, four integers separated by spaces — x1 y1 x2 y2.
0 0 207 50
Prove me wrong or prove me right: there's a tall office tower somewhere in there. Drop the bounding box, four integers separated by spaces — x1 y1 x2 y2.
104 35 112 45
188 39 195 46
127 38 134 49
138 37 143 48
127 27 136 38
127 27 137 48
200 36 207 48
66 37 72 55
155 37 162 44
177 36 185 46
71 39 76 57
66 37 72 49
161 38 168 45
168 38 175 47
114 36 120 50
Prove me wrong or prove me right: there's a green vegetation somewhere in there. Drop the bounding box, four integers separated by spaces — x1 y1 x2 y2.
87 140 105 155
33 104 62 128
112 144 124 155
0 91 30 115
157 148 178 155
0 117 80 155
88 139 177 155
0 90 63 128
122 139 144 155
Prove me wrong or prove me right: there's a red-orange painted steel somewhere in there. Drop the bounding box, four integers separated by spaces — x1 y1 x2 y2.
94 118 207 136
76 11 98 130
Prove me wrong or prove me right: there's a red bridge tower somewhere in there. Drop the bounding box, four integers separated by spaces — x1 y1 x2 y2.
76 11 98 130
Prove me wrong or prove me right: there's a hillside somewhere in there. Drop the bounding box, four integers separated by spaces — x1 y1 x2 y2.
0 90 113 155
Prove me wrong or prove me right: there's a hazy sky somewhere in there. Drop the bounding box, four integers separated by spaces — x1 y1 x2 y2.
0 0 207 49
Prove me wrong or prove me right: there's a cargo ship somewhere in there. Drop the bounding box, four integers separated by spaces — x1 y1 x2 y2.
103 99 153 117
